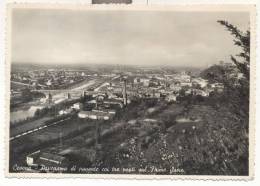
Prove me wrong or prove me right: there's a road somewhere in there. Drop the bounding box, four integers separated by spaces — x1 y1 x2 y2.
10 117 71 141
11 117 51 135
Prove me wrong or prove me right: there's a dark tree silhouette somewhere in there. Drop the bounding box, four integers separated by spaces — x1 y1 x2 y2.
217 20 250 119
217 20 250 80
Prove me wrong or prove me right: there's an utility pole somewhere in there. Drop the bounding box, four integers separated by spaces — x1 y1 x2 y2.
48 92 52 104
123 79 127 106
95 121 102 155
59 131 63 151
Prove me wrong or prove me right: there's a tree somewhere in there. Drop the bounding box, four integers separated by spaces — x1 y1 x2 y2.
34 108 41 117
217 20 250 119
217 20 250 80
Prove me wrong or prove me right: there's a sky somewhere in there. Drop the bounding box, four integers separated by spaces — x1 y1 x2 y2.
11 8 250 68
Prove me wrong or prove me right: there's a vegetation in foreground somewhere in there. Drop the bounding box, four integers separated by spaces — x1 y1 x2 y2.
86 20 250 175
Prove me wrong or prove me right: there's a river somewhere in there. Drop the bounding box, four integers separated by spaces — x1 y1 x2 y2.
10 79 99 123
10 93 68 123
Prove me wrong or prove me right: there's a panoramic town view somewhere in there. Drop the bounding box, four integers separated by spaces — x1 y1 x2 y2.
9 8 250 175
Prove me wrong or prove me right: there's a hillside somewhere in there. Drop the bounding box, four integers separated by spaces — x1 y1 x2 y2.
200 65 227 83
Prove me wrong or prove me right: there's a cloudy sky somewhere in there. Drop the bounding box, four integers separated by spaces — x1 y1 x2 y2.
11 8 250 67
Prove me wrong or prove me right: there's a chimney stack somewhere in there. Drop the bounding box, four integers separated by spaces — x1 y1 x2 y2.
48 92 52 104
123 79 127 106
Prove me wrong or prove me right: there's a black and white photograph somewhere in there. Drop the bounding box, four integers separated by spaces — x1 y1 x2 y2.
6 4 255 178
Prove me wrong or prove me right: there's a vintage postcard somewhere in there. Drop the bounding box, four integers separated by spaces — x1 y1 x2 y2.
5 3 256 179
